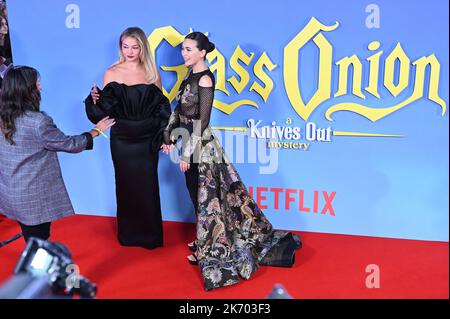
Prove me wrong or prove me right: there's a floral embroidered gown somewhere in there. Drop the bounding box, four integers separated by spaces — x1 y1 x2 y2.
164 68 301 291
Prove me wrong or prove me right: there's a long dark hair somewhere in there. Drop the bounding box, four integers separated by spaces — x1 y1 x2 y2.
0 66 41 145
185 32 215 60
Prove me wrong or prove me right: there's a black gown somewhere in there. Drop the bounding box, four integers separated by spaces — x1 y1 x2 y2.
85 81 171 249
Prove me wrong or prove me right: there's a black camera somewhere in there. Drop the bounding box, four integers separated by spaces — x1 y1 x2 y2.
0 237 97 299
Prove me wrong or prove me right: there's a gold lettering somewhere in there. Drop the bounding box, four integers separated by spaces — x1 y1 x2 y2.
208 50 230 96
284 17 338 120
326 54 446 121
249 52 277 102
335 55 366 98
384 43 410 97
147 26 188 101
365 41 383 98
228 45 254 94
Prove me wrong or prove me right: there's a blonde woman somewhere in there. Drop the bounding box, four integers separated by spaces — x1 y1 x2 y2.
85 27 171 249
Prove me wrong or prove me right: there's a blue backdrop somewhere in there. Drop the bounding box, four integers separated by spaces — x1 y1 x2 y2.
7 0 449 241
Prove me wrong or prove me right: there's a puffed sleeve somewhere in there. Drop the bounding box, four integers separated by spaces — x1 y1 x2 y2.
84 85 118 124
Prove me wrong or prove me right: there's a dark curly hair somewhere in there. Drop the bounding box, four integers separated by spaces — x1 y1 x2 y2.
0 66 41 144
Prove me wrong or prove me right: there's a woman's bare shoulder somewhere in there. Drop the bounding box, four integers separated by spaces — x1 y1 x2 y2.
103 63 123 86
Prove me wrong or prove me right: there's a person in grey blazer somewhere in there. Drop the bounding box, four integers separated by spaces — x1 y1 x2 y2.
0 66 115 242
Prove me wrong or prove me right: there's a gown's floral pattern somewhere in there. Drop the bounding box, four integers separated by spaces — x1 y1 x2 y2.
196 128 301 290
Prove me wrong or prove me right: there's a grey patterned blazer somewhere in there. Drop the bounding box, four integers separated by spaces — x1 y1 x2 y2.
0 111 93 226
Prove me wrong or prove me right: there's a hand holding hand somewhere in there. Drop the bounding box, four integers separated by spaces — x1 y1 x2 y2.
179 160 190 172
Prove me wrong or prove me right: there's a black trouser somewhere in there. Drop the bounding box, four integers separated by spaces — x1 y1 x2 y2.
18 222 51 242
184 162 199 213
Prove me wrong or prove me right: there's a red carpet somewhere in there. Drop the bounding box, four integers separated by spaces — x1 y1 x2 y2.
0 214 448 298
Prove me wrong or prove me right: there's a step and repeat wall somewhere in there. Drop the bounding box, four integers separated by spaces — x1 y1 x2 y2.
7 0 449 241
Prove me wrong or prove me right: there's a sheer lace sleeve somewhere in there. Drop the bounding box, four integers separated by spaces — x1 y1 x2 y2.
84 85 118 124
181 85 214 162
198 86 214 135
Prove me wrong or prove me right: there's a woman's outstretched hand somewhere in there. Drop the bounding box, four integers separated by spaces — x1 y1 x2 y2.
95 116 115 132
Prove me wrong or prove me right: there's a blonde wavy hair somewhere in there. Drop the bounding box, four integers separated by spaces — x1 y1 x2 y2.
118 27 158 84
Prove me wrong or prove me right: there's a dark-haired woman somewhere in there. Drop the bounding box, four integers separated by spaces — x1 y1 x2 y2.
162 32 301 291
0 66 115 242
